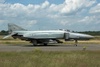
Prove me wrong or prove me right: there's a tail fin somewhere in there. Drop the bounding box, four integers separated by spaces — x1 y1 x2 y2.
8 23 27 33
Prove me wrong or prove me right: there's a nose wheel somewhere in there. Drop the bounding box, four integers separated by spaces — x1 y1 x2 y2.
75 40 78 46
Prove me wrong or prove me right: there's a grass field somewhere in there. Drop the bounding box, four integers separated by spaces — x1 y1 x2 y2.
0 51 100 67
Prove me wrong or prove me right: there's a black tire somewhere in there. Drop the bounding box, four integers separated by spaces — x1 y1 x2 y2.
44 43 47 46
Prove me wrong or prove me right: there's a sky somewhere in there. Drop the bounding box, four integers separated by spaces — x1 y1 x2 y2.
0 0 100 31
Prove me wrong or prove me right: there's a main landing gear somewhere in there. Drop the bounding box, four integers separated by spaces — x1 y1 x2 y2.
31 40 37 46
31 40 48 46
43 43 47 46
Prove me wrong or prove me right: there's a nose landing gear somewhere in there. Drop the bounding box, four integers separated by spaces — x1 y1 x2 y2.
75 40 78 46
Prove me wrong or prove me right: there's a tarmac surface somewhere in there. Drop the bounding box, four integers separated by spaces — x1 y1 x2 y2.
0 44 100 52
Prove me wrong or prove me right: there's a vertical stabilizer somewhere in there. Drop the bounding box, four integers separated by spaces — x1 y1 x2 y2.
8 23 27 33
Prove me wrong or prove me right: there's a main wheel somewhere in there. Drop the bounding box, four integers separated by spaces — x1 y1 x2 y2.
43 43 47 46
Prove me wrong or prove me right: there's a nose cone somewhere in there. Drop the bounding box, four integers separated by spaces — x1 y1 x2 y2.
69 32 94 40
83 34 94 39
78 33 94 40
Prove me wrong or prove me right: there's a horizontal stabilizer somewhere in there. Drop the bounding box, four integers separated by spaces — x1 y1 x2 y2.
3 33 15 39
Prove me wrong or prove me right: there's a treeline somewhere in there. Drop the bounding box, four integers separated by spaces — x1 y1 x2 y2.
0 30 9 35
78 31 100 36
0 30 100 36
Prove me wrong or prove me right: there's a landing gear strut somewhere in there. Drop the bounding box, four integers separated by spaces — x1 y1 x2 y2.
75 40 78 46
31 40 37 46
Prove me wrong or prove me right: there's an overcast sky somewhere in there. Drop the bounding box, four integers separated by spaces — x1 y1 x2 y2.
0 0 100 31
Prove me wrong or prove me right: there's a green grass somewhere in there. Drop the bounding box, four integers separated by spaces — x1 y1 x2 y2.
0 51 100 67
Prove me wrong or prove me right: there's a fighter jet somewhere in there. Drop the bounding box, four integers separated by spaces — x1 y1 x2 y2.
3 23 94 46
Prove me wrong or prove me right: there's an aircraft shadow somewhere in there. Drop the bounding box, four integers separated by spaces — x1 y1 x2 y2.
22 44 60 47
8 44 77 47
22 44 76 47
